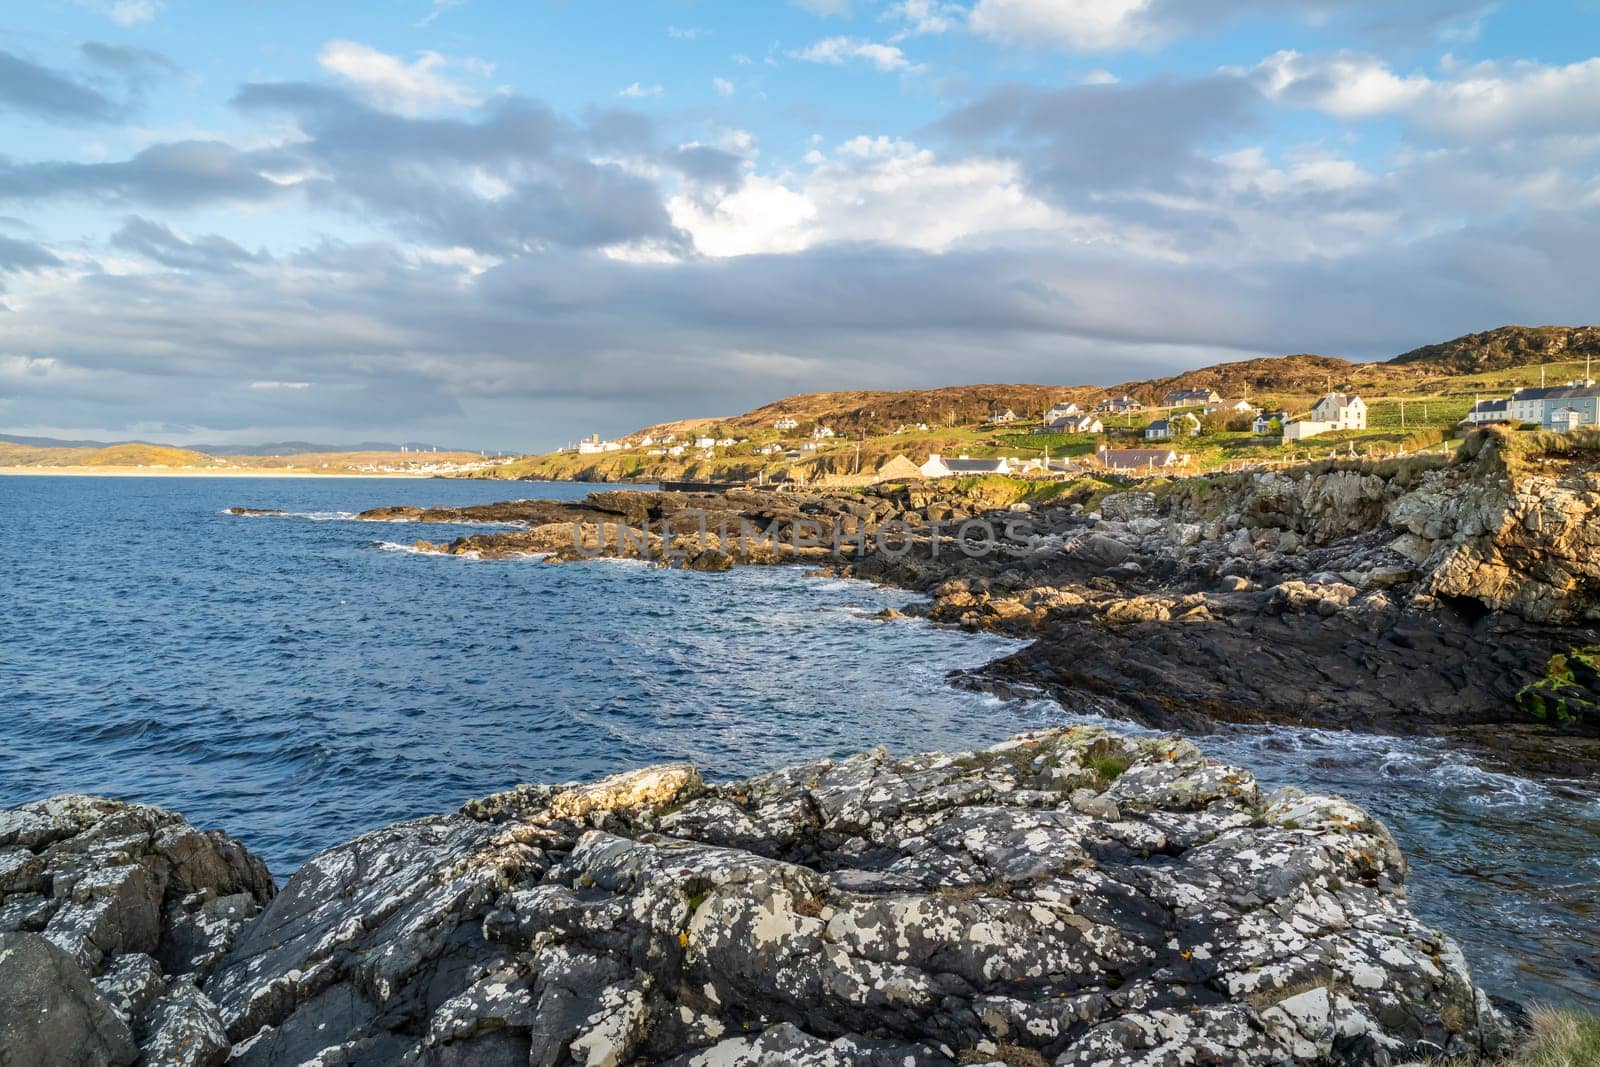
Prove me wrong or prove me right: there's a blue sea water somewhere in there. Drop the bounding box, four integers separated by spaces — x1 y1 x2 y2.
2 476 1597 1008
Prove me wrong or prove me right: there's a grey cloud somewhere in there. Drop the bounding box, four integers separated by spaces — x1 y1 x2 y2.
80 42 179 90
231 84 684 253
111 216 266 272
0 234 63 273
934 75 1260 200
0 141 287 207
0 48 121 123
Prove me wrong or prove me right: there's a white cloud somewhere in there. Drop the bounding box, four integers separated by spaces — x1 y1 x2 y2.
1257 52 1600 142
317 41 479 115
794 37 916 72
712 77 735 97
668 26 709 40
72 0 164 26
669 135 1075 257
1254 51 1430 118
887 0 962 38
618 82 665 99
249 380 312 391
969 0 1158 52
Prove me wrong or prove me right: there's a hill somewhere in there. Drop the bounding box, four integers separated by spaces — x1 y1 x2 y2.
1389 326 1600 374
483 324 1600 485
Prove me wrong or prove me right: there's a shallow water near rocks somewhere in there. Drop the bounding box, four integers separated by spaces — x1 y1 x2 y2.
3 476 1597 1009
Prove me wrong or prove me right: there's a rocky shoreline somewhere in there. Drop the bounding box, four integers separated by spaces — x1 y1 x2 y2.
294 428 1600 781
2 728 1519 1065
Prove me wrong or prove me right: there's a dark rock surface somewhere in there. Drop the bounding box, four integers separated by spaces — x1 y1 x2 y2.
3 729 1514 1064
0 795 275 1067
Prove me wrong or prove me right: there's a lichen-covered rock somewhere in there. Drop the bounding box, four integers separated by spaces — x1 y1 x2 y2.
0 796 274 1067
175 729 1519 1064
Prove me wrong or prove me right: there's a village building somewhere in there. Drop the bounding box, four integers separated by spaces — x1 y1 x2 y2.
1145 412 1200 441
1162 388 1222 407
1252 411 1289 435
774 417 799 431
988 409 1019 425
1463 399 1511 425
1095 395 1145 414
1092 445 1184 472
693 436 716 450
1213 398 1257 415
812 426 836 440
1044 402 1082 422
576 434 625 455
1551 405 1594 432
1283 393 1368 442
1047 414 1103 434
918 454 1015 478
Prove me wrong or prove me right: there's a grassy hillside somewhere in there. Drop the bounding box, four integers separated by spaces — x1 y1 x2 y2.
485 325 1600 484
1390 325 1600 374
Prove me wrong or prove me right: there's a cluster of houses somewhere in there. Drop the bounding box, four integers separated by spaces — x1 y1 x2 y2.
1465 381 1600 431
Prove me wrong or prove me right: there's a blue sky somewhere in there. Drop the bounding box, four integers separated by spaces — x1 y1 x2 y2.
2 1 1599 450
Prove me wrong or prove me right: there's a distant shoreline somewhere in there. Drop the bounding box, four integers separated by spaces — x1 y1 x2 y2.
0 467 443 478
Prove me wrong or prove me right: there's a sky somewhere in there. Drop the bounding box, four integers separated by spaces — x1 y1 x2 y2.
1 1 1599 451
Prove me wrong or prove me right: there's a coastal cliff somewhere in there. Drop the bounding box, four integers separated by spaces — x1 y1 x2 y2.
1 728 1515 1066
333 428 1600 776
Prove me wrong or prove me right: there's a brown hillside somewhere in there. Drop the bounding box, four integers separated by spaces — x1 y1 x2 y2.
1389 326 1600 373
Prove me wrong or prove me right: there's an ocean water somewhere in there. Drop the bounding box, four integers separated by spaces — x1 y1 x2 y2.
2 476 1597 1008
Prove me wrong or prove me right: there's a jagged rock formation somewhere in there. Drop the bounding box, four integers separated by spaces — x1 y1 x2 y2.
1 730 1516 1065
0 795 275 1066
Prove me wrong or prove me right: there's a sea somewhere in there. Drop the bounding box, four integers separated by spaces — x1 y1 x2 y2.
2 475 1597 1008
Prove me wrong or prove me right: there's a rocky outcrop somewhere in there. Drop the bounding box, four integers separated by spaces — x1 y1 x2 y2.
2 731 1514 1065
0 795 275 1067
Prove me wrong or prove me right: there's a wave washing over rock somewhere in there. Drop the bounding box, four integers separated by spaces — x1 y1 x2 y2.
1 727 1515 1066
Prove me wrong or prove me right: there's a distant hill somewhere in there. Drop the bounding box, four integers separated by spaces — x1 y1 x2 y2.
0 434 455 455
1389 326 1600 374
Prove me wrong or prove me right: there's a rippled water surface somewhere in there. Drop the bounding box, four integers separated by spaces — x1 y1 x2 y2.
3 476 1597 1009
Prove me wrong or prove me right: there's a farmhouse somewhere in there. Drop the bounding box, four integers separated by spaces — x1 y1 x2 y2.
1283 393 1368 442
988 409 1019 425
1092 446 1184 473
1044 402 1082 422
1096 395 1145 414
1162 388 1221 407
774 417 799 430
1050 414 1103 434
1145 412 1200 440
919 454 1014 478
1252 411 1288 435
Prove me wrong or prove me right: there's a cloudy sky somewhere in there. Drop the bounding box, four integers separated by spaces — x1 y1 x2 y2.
1 1 1598 450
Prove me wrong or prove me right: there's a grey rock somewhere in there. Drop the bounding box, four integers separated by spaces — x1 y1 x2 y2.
0 931 138 1067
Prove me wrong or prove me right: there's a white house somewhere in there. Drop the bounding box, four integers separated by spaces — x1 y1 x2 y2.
667 444 686 457
715 437 736 447
1311 393 1368 430
1146 413 1199 441
919 454 1014 478
774 417 799 431
1252 411 1288 435
693 436 716 449
1049 414 1103 434
812 426 836 440
1095 395 1145 414
639 434 656 447
1044 402 1082 422
1464 399 1511 425
1215 398 1257 415
576 434 624 455
1285 393 1367 442
988 409 1019 425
